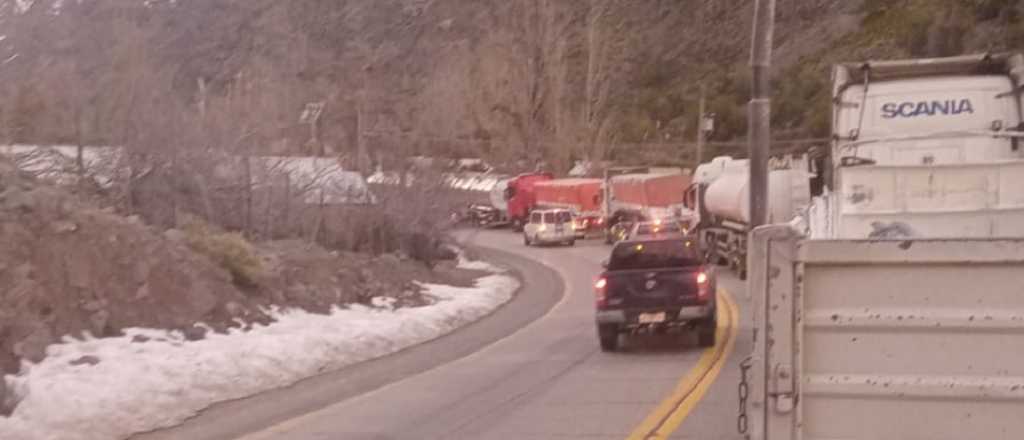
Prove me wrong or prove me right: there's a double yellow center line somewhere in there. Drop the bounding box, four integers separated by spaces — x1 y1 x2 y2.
626 289 740 440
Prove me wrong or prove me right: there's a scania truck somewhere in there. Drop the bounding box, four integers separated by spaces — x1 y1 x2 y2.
744 53 1024 440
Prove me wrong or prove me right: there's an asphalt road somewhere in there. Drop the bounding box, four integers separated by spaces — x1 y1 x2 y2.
136 229 750 440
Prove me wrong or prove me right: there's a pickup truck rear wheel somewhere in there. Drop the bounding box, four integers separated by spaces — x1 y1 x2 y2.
697 315 717 348
597 324 619 351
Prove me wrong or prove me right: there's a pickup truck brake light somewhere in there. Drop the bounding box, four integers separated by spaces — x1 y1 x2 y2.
594 277 608 307
696 271 710 301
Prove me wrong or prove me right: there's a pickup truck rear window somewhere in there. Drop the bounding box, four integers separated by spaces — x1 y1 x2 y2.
609 240 700 270
635 222 682 235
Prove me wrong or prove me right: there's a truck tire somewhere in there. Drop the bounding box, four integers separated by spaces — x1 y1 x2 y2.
697 314 717 348
567 239 576 247
512 218 524 232
597 324 619 351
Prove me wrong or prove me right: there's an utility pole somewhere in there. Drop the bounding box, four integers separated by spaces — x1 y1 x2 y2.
749 0 775 228
357 64 372 175
695 85 706 166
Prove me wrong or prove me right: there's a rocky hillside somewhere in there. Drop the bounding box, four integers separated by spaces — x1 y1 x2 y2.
1 0 1022 170
0 156 473 414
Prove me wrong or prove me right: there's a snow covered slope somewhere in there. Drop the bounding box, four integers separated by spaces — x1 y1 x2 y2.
0 255 517 440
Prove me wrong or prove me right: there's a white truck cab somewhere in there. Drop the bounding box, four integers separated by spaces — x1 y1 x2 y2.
523 209 576 247
815 53 1024 239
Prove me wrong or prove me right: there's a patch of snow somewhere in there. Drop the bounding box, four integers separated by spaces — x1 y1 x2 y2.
0 273 518 440
370 296 397 311
451 246 504 273
457 255 503 273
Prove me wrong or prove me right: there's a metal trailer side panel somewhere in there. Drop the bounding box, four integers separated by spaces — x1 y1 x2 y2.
534 178 604 214
610 173 689 208
642 174 691 207
749 227 1024 440
747 225 805 440
609 174 652 209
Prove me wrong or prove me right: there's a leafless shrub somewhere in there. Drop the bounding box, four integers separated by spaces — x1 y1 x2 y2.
182 218 264 288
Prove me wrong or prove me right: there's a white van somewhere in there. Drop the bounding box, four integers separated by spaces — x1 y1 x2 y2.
523 209 576 246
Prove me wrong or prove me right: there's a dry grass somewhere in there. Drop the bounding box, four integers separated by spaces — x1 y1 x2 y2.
183 220 264 288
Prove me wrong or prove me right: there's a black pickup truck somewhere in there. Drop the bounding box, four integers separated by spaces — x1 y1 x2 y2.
594 237 717 351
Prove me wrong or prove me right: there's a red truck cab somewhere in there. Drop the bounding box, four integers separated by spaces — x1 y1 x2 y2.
505 172 554 231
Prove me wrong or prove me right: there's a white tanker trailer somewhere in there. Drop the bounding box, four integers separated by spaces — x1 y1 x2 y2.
686 155 813 278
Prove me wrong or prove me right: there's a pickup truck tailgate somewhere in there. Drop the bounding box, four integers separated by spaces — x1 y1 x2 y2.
605 268 703 309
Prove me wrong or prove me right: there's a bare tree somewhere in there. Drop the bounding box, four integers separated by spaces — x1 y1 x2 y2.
580 0 619 162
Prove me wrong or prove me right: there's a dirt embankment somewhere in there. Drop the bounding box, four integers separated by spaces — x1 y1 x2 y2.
0 159 476 414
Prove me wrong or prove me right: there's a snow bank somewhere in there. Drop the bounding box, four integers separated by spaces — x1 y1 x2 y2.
456 254 502 272
449 245 503 273
0 261 517 440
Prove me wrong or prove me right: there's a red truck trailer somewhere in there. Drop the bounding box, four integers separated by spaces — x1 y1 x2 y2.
609 173 690 216
534 178 605 236
603 172 693 243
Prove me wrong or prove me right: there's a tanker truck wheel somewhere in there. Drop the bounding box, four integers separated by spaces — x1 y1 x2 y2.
512 218 524 232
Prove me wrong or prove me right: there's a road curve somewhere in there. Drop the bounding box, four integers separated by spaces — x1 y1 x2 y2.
137 229 749 440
